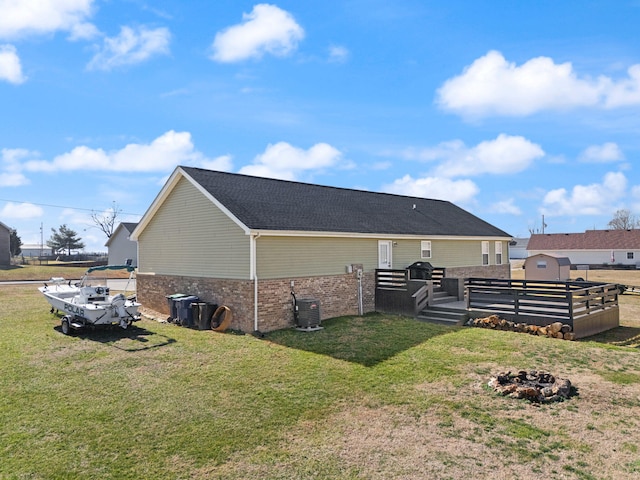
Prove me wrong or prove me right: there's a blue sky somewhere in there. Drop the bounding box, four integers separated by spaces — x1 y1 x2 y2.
1 1 640 252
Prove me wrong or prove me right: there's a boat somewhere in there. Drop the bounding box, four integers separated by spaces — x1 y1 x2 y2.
39 264 141 335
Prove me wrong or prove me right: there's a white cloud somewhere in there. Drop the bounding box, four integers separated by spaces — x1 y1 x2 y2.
436 50 640 118
382 175 479 204
579 142 624 163
0 44 26 84
199 155 234 172
401 134 544 177
87 26 170 71
490 198 522 215
1 147 35 185
604 64 640 108
541 172 627 216
0 172 28 186
0 0 97 40
239 142 342 180
24 131 222 173
0 202 43 219
328 45 349 63
211 4 304 63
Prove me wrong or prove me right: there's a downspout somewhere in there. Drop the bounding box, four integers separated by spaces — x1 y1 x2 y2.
251 232 261 332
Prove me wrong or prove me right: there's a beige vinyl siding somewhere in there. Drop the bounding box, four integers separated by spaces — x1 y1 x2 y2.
256 236 378 279
256 236 509 279
391 239 508 268
138 177 250 279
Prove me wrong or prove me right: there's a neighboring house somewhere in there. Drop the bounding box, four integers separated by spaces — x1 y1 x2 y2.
131 166 512 333
528 230 640 267
106 222 138 267
0 221 10 265
20 244 53 257
524 253 571 281
509 237 529 259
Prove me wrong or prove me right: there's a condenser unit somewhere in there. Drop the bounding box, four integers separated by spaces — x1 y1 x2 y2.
294 298 323 331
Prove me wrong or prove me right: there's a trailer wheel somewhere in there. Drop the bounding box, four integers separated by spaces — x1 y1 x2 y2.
61 316 72 335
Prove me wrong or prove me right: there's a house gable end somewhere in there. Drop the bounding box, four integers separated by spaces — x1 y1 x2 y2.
131 167 250 242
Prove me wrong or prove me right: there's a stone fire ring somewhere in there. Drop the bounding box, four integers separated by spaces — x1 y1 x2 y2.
488 370 573 404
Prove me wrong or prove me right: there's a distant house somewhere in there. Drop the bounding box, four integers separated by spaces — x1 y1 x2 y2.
528 229 640 267
131 166 512 333
524 253 571 281
106 222 138 267
508 237 529 259
20 244 53 257
0 221 10 265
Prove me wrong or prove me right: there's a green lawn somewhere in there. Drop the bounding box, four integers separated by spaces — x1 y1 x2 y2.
2 275 640 478
0 264 93 281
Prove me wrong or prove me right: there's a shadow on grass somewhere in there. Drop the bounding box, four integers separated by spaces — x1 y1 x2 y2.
54 324 177 351
264 313 457 367
581 326 640 349
0 265 22 271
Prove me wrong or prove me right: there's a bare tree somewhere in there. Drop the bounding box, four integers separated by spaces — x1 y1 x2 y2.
91 202 122 238
607 209 640 230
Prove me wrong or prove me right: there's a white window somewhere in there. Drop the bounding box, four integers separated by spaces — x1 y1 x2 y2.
628 252 634 260
537 261 547 269
495 241 503 265
421 240 432 259
482 241 489 266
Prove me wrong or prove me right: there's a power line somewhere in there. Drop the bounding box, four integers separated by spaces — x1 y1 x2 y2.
0 198 143 217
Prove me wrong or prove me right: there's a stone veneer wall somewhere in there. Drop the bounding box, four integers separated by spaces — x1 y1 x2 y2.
137 269 376 333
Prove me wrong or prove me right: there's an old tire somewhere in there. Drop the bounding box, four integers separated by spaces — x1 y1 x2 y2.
211 306 232 332
61 316 71 335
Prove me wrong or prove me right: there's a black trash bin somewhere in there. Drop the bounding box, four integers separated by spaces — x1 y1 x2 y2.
407 261 434 280
176 295 200 327
193 302 218 330
165 293 188 322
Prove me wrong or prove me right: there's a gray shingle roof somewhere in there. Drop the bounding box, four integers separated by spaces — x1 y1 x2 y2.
181 167 510 237
120 222 138 233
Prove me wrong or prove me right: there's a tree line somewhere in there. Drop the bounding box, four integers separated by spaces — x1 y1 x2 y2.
8 204 122 257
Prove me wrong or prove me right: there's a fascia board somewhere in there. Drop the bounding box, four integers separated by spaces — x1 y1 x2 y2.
130 167 184 241
248 229 512 241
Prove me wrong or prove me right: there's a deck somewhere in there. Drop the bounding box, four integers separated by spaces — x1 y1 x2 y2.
374 271 620 338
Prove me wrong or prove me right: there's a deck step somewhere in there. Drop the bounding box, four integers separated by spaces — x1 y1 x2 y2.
430 295 459 305
417 305 469 326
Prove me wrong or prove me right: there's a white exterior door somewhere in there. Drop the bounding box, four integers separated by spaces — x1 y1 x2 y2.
378 240 393 269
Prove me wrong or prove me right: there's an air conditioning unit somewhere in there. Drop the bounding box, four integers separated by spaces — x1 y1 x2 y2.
295 298 323 331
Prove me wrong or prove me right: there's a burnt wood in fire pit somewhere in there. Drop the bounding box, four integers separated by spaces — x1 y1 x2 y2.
488 370 572 403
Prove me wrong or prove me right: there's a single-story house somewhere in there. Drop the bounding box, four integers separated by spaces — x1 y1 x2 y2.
20 244 53 257
528 229 640 267
524 253 571 281
131 166 512 333
0 221 10 265
106 222 139 267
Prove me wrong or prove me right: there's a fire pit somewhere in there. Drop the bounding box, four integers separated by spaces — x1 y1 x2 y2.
488 370 573 403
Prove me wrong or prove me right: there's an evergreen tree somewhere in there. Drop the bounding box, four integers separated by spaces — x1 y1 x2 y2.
47 224 85 255
9 229 22 256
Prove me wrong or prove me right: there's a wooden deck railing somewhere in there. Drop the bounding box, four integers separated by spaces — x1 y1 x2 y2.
375 268 445 316
466 278 619 325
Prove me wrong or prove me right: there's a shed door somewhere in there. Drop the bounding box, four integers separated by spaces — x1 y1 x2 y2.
378 240 392 269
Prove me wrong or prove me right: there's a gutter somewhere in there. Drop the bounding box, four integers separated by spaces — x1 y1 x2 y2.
251 232 261 332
